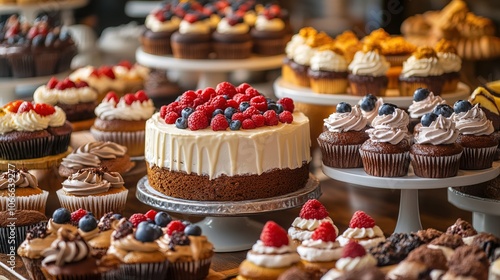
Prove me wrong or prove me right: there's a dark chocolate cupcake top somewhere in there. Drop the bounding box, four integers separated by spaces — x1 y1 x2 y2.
415 228 443 243
368 232 423 266
446 245 489 279
446 218 478 238
406 245 448 270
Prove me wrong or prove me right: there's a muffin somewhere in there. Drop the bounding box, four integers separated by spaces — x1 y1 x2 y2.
107 218 168 279
307 44 348 94
368 232 424 267
141 3 181 55
359 104 411 177
238 221 301 280
407 88 446 132
212 14 253 59
288 199 338 245
435 39 462 92
386 245 448 280
321 241 377 279
0 168 48 213
56 167 128 219
317 103 369 168
415 228 444 244
441 245 489 280
0 210 47 254
17 223 57 280
347 44 390 96
469 232 500 262
282 27 318 86
59 141 134 178
91 91 155 157
399 46 445 96
337 210 385 249
171 13 212 59
452 101 498 170
33 76 98 131
358 94 384 126
250 4 287 56
411 113 463 178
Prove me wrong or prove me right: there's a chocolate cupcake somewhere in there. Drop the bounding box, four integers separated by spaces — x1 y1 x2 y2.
250 5 287 56
17 223 56 280
368 232 424 266
141 4 181 55
347 44 390 96
0 210 47 254
171 13 212 59
407 88 446 132
435 39 462 92
470 232 500 262
443 245 489 280
212 15 252 59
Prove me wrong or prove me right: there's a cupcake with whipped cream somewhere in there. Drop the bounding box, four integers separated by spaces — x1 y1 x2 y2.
0 168 48 213
112 61 150 94
337 211 385 249
288 199 338 245
307 44 348 94
59 141 134 178
141 3 181 55
399 46 445 96
56 167 128 219
90 90 155 157
250 4 287 56
317 102 369 168
407 88 446 133
347 43 390 96
435 39 462 92
321 241 377 279
33 76 98 131
239 221 301 279
282 27 318 86
69 65 126 99
297 222 342 273
452 101 498 170
171 12 212 59
212 14 252 59
358 94 384 126
411 113 462 178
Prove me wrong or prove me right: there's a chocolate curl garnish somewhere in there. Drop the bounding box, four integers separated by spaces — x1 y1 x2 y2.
112 218 133 240
168 231 190 251
26 222 49 240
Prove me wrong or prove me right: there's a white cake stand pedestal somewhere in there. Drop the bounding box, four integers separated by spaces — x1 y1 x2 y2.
135 48 284 89
136 174 321 252
322 162 500 233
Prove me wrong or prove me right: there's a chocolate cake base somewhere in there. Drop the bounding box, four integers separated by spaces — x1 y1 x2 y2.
146 162 310 201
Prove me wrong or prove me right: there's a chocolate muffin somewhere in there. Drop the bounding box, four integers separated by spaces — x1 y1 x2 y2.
429 234 464 249
212 15 253 59
446 218 478 238
386 245 448 280
415 228 443 243
46 121 73 155
369 232 424 266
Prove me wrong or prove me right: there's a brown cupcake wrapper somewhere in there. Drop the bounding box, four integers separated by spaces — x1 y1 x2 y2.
90 128 145 157
7 53 35 78
309 78 348 94
171 41 211 59
252 37 285 56
384 54 411 67
52 133 72 155
115 261 168 279
41 268 102 280
57 47 77 73
56 188 128 219
213 41 253 59
167 257 212 280
318 141 363 168
410 153 462 178
0 136 53 160
21 257 45 280
459 145 497 170
0 190 48 213
0 56 12 77
349 80 388 97
34 52 59 76
141 35 173 55
359 150 410 177
0 222 44 254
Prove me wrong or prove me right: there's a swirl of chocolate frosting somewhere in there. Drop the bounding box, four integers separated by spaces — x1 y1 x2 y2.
61 167 124 195
0 168 38 189
41 228 90 266
60 141 127 169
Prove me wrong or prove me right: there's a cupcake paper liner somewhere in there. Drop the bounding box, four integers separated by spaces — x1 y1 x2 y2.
41 267 102 280
21 257 45 280
0 190 48 213
34 51 59 76
90 128 145 157
167 257 212 280
318 142 363 168
140 35 173 55
385 54 411 67
252 37 285 56
0 56 11 77
171 41 211 59
411 153 462 178
56 188 128 219
349 79 387 97
115 261 168 280
7 53 35 78
0 136 53 160
52 133 72 155
309 78 348 94
213 41 253 59
56 47 78 73
460 145 497 170
0 223 42 254
359 150 410 177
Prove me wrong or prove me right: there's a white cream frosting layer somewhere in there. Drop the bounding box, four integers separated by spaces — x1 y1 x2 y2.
145 14 181 32
247 240 300 268
297 239 342 262
254 15 284 32
34 85 98 105
145 112 311 179
335 254 377 271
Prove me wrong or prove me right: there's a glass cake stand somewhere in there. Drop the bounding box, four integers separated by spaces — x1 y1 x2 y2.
136 174 321 252
322 162 500 233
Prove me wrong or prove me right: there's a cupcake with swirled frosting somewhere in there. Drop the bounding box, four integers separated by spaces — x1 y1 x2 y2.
347 43 390 97
452 101 498 170
411 113 463 178
59 141 133 178
141 3 181 55
435 39 462 92
250 4 287 56
0 168 48 213
321 240 377 279
17 223 57 280
91 90 155 157
213 14 253 59
56 167 128 218
337 211 385 249
407 88 446 133
317 102 369 168
399 46 445 96
307 43 349 94
359 103 411 177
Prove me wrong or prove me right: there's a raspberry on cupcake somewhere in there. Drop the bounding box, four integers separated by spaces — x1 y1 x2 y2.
288 199 338 245
337 211 385 249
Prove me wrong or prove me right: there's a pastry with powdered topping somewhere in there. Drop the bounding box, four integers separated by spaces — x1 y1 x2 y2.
386 245 448 280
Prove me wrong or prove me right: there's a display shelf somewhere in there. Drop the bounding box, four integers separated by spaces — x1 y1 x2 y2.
0 0 88 22
322 162 500 233
136 174 321 252
448 187 500 237
273 77 470 107
135 48 284 88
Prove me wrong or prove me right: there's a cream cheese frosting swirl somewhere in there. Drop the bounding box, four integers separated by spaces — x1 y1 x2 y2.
216 18 249 34
324 106 367 133
94 99 155 121
254 15 284 32
61 141 127 169
41 228 90 266
452 104 494 136
0 168 37 189
11 111 51 131
0 113 14 134
293 44 315 66
348 50 390 77
48 107 67 127
61 168 124 195
310 49 348 72
401 55 444 77
288 217 338 241
367 108 410 144
335 254 377 271
179 19 210 34
414 115 459 145
33 85 98 105
358 97 384 125
297 239 342 262
247 240 300 268
145 13 181 32
408 93 446 119
437 52 462 73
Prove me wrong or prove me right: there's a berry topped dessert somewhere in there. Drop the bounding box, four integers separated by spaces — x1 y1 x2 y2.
288 199 337 245
141 2 182 55
251 3 287 55
146 81 311 201
321 241 377 279
407 87 446 132
358 93 384 126
337 210 385 249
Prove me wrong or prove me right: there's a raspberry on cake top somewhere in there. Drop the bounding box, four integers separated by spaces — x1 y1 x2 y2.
288 199 338 244
337 211 385 249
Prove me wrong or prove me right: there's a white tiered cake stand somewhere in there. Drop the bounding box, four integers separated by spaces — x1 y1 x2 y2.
323 162 500 233
135 48 284 89
273 77 471 107
0 0 88 22
136 174 321 252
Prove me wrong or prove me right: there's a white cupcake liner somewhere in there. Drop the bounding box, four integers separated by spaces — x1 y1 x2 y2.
90 128 145 157
56 188 128 219
318 142 363 168
359 150 410 177
410 152 462 178
167 257 212 280
460 145 497 170
0 190 48 213
115 261 168 280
